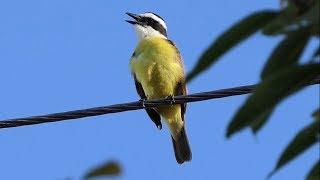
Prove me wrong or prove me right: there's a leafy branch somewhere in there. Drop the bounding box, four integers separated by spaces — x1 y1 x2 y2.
187 0 319 178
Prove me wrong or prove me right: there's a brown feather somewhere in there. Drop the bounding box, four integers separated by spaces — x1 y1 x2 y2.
133 75 162 129
167 39 191 163
175 81 187 121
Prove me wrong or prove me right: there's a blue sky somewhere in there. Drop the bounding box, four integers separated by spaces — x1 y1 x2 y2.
0 1 318 180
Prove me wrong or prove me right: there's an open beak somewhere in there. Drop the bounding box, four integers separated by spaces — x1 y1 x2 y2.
125 12 140 25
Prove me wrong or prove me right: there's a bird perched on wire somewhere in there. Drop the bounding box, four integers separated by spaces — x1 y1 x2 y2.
126 12 191 164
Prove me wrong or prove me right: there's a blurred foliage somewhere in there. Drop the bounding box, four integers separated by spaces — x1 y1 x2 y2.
226 64 320 137
187 0 320 178
269 117 319 178
312 108 320 121
85 160 121 179
307 161 320 180
186 10 278 82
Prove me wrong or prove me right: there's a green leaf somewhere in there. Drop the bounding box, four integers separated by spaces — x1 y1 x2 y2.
85 161 121 179
263 0 319 35
262 4 299 35
261 28 310 79
269 120 320 177
226 63 320 137
306 161 320 180
250 107 274 134
313 46 320 58
312 108 320 121
301 0 320 26
186 10 279 82
255 26 313 131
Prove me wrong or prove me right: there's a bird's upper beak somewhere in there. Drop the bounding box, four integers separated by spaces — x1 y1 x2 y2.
125 12 141 25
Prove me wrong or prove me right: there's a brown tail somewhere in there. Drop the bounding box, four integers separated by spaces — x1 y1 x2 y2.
171 126 192 164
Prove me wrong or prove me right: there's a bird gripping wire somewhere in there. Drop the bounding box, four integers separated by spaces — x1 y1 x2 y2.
1 78 319 129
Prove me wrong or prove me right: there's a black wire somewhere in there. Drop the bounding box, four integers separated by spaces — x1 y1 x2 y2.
1 78 319 129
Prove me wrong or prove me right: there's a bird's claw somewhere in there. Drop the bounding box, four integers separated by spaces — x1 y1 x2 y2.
166 95 175 105
139 98 147 108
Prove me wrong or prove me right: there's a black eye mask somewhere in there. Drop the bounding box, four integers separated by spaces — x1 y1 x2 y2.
140 17 167 37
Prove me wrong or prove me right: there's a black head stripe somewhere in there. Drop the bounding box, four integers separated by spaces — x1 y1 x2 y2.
146 12 165 22
140 16 167 37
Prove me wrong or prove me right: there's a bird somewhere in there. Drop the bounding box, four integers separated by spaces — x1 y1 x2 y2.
126 12 191 164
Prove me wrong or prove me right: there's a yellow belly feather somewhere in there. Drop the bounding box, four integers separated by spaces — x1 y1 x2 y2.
130 37 184 138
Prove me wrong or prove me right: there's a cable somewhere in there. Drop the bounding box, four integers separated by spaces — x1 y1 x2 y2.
1 78 319 129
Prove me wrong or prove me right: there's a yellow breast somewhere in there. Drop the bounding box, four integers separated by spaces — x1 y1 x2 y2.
130 37 184 99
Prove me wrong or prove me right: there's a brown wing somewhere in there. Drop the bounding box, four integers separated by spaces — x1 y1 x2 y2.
175 81 187 121
167 39 187 121
166 39 184 67
133 75 162 129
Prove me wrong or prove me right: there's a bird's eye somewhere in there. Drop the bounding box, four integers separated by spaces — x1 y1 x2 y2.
141 17 152 25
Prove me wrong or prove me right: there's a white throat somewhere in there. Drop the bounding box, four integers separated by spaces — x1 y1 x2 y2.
134 24 167 41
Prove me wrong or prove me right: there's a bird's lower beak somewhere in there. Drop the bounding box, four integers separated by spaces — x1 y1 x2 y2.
125 12 140 25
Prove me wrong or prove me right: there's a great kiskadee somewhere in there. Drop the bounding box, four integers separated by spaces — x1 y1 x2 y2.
126 12 191 164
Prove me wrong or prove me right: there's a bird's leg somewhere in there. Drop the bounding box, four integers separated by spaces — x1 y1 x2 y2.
139 98 147 108
166 95 175 105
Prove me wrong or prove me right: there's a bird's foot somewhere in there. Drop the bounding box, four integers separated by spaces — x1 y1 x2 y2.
139 98 147 108
166 95 175 105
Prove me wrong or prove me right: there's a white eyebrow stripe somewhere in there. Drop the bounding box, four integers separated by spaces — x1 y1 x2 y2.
141 13 167 31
